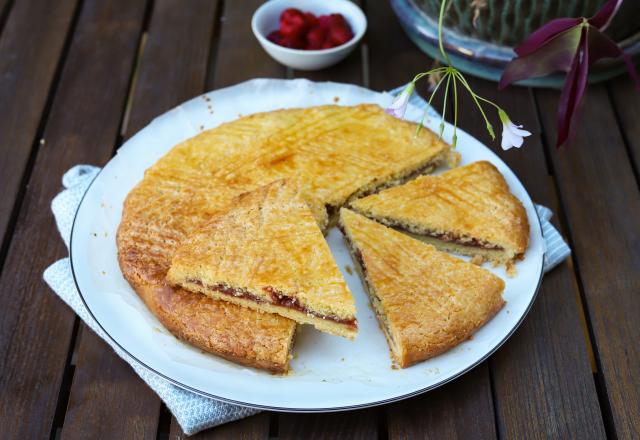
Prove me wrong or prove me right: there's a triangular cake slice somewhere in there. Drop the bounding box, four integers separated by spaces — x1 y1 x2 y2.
349 161 529 267
339 208 505 367
167 179 357 339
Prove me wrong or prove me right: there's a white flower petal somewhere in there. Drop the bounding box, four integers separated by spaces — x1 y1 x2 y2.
507 121 531 137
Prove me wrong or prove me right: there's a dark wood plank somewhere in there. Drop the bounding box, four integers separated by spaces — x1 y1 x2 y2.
169 412 270 439
125 0 220 136
0 0 78 252
0 0 148 438
536 85 640 439
455 78 605 439
61 0 220 438
280 410 378 440
208 0 285 88
608 76 640 178
387 364 496 439
62 328 159 439
366 1 498 438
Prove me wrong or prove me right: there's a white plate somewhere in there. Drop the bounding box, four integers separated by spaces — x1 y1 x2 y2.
70 79 544 411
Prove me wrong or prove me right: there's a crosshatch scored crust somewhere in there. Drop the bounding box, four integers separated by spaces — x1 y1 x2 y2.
167 179 358 339
116 104 453 372
349 161 529 268
339 208 506 368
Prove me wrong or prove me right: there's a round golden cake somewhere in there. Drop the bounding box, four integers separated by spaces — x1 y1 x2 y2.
116 104 453 372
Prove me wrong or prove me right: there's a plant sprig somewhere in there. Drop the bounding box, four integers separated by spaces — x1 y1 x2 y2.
386 0 531 150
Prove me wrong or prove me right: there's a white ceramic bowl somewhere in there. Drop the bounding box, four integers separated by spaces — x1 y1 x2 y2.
251 0 367 71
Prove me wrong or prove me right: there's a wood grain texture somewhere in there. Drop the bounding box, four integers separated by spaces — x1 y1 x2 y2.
387 364 496 439
0 0 148 438
61 328 159 439
366 1 498 437
536 85 640 439
209 0 284 88
61 0 221 438
608 76 640 177
125 0 220 136
280 410 378 440
0 0 78 252
456 79 606 439
170 412 270 439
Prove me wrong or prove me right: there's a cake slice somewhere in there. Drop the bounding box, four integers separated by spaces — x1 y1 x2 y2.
349 161 529 267
339 208 505 368
167 179 357 339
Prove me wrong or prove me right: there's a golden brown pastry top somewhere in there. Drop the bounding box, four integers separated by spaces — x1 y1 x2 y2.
349 161 529 256
117 104 450 369
167 180 356 321
339 208 505 367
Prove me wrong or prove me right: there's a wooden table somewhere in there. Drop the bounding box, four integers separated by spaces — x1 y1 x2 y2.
1 0 638 438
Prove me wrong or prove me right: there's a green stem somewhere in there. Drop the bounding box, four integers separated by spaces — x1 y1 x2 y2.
413 67 447 83
452 74 458 147
415 72 448 136
454 71 495 139
438 0 452 65
439 73 452 138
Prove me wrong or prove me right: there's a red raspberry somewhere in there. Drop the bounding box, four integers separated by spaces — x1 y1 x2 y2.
267 30 284 45
280 8 306 38
328 25 353 46
321 40 334 49
281 35 305 49
327 13 348 29
306 25 327 50
303 12 318 29
318 14 331 30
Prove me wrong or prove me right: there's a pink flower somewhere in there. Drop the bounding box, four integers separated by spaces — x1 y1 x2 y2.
499 110 531 150
386 82 415 118
499 0 638 147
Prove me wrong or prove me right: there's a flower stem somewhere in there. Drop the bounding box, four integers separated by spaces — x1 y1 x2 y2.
415 71 448 136
454 71 495 139
439 73 452 137
452 74 458 147
438 0 452 65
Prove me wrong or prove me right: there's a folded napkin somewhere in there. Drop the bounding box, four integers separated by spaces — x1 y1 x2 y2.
43 94 570 436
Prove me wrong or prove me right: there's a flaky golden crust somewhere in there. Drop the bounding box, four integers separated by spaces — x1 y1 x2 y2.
117 104 450 370
133 282 296 373
167 180 357 338
339 209 505 368
350 161 529 264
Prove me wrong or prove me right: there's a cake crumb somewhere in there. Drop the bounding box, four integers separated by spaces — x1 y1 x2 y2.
506 261 517 277
345 264 353 275
333 96 340 103
470 255 485 265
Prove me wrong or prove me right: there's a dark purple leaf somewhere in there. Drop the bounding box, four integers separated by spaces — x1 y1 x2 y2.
514 18 582 57
587 26 640 89
589 0 623 30
499 26 583 89
556 28 589 147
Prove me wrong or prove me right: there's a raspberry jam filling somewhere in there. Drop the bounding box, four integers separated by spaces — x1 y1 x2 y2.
184 279 357 328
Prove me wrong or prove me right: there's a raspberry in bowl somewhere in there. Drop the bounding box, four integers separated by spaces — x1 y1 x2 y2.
252 0 367 70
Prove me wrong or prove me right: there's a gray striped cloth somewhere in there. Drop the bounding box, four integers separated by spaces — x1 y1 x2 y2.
390 85 571 272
